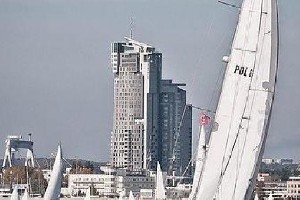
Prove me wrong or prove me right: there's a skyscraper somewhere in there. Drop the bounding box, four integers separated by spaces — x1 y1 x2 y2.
110 37 192 174
110 37 162 171
159 80 192 176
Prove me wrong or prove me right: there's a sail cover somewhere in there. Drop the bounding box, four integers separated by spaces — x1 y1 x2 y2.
44 144 63 200
195 0 278 199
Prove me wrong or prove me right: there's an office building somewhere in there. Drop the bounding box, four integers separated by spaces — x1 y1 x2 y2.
110 37 162 171
159 80 192 176
110 37 192 174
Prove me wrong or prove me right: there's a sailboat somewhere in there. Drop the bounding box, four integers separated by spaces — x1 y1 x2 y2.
128 191 135 200
21 189 29 200
155 162 166 200
191 0 278 199
44 144 63 200
84 186 91 200
11 186 19 200
189 113 209 199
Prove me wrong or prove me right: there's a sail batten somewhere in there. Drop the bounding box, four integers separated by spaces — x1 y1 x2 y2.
194 0 278 199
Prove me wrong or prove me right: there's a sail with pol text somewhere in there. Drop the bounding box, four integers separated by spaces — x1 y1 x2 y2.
192 0 278 199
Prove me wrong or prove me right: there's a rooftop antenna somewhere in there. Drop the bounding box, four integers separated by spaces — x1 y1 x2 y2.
130 17 134 39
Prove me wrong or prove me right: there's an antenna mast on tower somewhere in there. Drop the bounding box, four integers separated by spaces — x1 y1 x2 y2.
130 17 134 39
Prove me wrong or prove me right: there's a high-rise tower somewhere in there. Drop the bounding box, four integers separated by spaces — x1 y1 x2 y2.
159 80 192 176
110 37 192 174
110 37 162 171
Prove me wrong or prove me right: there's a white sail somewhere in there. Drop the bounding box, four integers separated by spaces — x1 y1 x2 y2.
11 186 19 200
254 193 259 200
189 124 206 200
84 186 91 200
21 189 29 200
155 162 166 200
195 0 278 199
44 144 63 200
128 191 135 200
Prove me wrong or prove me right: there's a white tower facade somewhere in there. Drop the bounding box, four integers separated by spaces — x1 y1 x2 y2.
110 37 162 171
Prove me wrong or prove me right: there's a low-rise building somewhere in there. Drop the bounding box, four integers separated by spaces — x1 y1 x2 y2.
262 158 274 165
276 159 293 165
257 181 287 199
257 173 280 182
287 176 300 199
67 166 155 198
256 173 287 199
166 183 192 199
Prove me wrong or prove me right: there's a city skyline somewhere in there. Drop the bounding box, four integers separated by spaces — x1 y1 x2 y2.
0 0 299 162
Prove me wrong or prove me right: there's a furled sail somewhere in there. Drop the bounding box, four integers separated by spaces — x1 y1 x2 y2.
155 162 166 200
44 144 63 200
189 114 209 200
11 186 19 200
195 0 278 199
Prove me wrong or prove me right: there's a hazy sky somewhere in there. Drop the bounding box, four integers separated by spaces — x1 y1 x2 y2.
0 0 299 162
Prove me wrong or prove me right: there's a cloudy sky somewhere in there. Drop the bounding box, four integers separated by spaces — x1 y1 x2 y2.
0 0 299 162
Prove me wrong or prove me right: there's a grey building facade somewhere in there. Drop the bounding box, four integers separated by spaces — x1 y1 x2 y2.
159 80 192 176
110 38 161 171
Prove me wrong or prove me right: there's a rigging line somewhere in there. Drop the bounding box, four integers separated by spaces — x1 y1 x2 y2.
169 5 219 172
168 104 188 172
231 9 260 200
217 0 257 190
181 123 205 184
216 0 249 182
232 5 266 200
232 0 267 192
190 105 214 113
181 156 193 178
198 3 246 194
218 68 241 180
218 0 241 9
207 40 229 111
188 3 217 102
